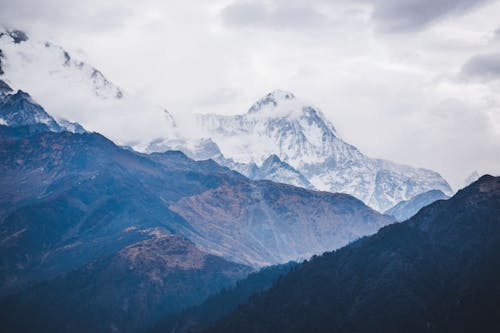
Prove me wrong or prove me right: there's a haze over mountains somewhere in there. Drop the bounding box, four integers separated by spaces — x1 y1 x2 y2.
0 29 452 212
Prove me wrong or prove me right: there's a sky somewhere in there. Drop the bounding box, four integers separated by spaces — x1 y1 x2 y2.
1 0 500 189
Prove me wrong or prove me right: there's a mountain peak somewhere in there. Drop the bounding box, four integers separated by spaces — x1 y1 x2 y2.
267 89 295 100
0 29 29 44
0 80 13 94
262 154 282 166
248 90 296 114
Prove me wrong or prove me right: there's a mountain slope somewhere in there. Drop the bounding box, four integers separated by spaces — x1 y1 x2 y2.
385 189 449 221
195 90 452 211
207 175 500 333
255 154 313 189
148 262 297 333
0 234 251 333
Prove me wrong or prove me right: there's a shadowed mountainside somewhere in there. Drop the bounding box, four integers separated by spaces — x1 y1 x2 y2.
148 262 297 333
207 175 500 333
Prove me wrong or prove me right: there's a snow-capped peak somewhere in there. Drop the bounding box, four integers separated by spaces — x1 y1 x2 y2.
197 90 341 167
248 89 296 114
0 29 29 44
194 90 452 211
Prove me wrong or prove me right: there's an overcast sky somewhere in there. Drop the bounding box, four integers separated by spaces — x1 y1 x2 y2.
1 0 500 189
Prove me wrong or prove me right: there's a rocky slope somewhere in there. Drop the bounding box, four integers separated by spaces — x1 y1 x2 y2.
207 175 500 333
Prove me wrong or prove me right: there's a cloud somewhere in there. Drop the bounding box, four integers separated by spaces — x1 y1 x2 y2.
461 53 500 81
494 27 500 40
370 0 496 33
221 1 330 31
0 0 135 36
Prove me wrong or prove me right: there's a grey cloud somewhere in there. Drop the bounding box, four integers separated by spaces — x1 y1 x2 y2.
495 27 500 39
220 0 497 34
221 1 330 31
370 0 496 33
461 53 500 82
0 0 134 34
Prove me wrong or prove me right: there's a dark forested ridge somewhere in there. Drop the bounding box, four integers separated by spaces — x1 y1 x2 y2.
0 235 251 333
207 175 500 333
148 262 297 333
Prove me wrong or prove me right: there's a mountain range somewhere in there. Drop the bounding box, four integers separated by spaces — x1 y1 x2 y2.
0 29 452 212
0 79 396 332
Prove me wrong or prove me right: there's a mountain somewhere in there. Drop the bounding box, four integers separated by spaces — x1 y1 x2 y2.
0 235 251 333
194 90 452 212
0 79 13 93
384 189 449 221
0 86 395 277
0 29 123 100
0 85 61 131
0 29 177 147
148 262 297 333
255 154 313 189
0 80 86 133
146 138 313 190
207 175 500 333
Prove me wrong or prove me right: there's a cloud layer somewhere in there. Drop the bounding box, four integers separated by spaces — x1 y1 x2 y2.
1 0 500 189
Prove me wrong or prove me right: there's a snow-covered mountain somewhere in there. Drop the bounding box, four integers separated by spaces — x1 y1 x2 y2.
194 90 453 212
0 29 123 100
0 29 175 146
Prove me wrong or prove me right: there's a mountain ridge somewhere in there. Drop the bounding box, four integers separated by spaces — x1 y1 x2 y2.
205 175 500 333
